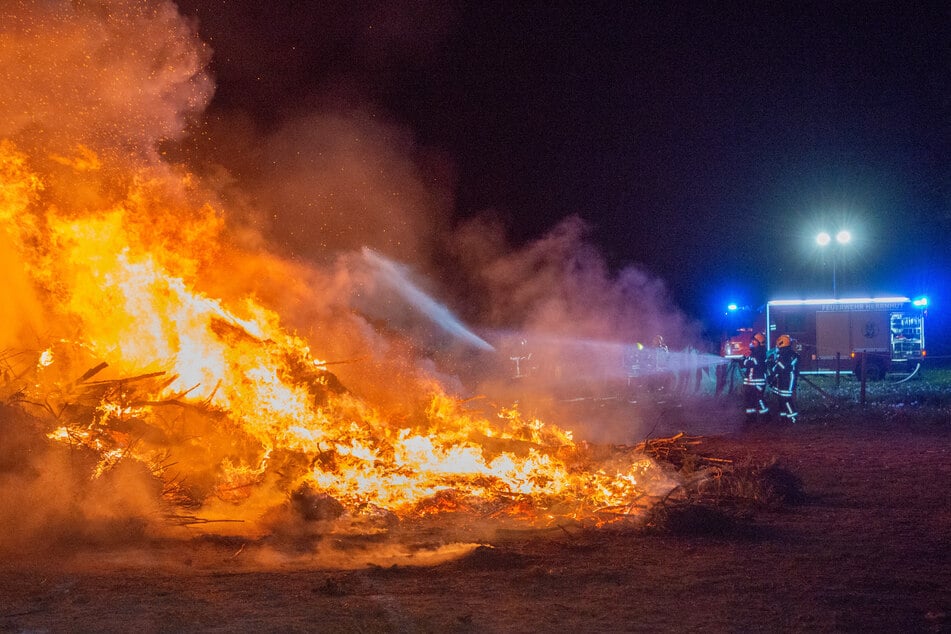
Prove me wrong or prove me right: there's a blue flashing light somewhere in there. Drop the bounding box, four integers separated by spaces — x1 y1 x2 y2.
727 303 738 312
913 296 928 307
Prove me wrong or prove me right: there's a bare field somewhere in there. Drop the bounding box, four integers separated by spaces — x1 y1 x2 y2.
2 372 950 633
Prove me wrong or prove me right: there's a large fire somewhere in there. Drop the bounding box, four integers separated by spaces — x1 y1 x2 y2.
1 140 677 536
0 2 679 549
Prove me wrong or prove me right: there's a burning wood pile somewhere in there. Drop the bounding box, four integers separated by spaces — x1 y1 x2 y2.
0 130 697 556
1 326 683 545
0 1 696 552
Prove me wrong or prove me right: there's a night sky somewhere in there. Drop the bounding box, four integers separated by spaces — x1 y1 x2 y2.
174 1 948 340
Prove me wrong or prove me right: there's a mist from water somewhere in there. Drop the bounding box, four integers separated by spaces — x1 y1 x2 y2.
488 331 726 381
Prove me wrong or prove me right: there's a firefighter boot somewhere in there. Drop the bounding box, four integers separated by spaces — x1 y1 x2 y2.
783 401 797 423
757 398 769 415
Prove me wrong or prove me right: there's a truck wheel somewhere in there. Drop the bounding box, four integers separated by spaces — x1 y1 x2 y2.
864 363 884 381
854 363 883 381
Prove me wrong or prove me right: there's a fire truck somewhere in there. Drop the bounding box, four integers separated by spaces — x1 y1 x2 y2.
765 296 927 380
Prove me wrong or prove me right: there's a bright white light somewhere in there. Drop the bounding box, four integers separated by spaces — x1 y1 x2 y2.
727 303 738 311
836 230 851 244
913 297 928 307
816 232 831 246
767 297 911 306
769 297 910 306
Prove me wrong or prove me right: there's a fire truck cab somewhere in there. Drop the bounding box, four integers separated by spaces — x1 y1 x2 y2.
765 296 926 380
720 328 754 359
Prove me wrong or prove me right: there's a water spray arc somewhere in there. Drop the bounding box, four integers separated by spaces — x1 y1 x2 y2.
361 247 494 351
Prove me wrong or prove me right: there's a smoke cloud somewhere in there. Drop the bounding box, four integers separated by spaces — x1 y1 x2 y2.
0 405 170 557
204 104 454 268
0 0 213 159
453 214 690 343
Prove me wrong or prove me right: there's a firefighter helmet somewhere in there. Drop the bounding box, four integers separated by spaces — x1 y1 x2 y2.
776 334 791 348
752 332 766 347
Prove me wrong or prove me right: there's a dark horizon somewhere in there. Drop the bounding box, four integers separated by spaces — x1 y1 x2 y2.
174 1 949 349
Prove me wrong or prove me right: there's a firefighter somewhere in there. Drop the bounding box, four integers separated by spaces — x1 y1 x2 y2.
770 334 800 423
650 334 673 394
742 332 769 418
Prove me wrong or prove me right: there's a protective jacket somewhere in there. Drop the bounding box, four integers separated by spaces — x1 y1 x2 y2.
742 342 769 415
742 343 768 387
770 346 800 421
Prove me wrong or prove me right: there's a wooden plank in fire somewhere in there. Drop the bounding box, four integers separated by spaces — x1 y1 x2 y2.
82 370 168 385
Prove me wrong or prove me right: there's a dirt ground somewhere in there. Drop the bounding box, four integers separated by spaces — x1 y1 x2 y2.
1 385 950 633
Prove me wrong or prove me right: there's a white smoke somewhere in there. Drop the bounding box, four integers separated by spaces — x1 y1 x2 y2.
0 0 213 158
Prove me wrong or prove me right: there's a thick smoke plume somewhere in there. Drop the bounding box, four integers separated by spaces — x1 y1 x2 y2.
454 213 690 343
